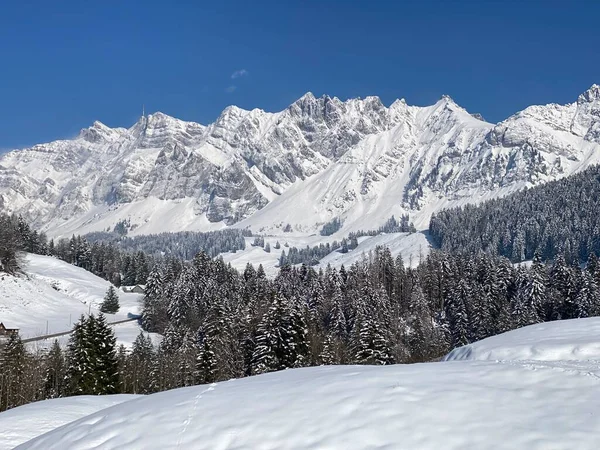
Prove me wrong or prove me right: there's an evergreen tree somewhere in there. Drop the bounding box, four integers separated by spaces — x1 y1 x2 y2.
100 285 120 314
65 314 119 395
130 333 155 394
319 332 337 365
43 340 66 399
251 294 309 374
446 280 469 348
0 334 28 410
65 316 92 395
89 314 120 394
195 333 218 384
352 313 393 365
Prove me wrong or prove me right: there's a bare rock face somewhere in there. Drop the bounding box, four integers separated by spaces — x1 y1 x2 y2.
1 86 600 236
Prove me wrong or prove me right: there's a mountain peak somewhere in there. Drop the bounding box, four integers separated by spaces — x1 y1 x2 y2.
91 120 110 130
578 84 600 103
439 94 455 104
78 120 117 143
147 111 176 122
297 92 316 102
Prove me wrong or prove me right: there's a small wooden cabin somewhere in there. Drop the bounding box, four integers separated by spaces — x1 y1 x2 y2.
122 285 145 294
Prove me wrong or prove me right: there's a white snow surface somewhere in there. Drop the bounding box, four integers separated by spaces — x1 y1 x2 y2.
14 318 600 450
444 317 600 362
0 395 139 450
0 253 158 347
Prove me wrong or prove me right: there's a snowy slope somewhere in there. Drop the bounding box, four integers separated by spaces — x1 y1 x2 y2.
0 395 139 450
221 232 429 276
444 317 600 362
15 318 600 450
2 86 600 239
0 254 157 347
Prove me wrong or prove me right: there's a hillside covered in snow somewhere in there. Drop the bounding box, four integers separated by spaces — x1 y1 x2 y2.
2 85 600 240
7 317 600 449
0 253 156 347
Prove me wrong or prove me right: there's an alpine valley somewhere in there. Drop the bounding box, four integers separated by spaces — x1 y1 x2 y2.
2 85 600 262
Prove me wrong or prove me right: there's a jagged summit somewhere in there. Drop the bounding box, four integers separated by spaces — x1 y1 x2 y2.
78 120 122 143
2 85 600 237
578 84 600 103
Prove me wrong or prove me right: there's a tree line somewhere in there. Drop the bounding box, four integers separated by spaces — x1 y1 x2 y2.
85 228 251 260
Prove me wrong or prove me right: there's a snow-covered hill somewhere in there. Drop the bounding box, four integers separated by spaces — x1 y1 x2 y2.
0 395 139 450
10 317 600 449
2 85 599 238
444 316 600 362
0 253 157 347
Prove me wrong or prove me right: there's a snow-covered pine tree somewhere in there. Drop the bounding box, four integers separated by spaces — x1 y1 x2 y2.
446 280 469 348
195 332 218 384
523 252 546 323
43 340 66 399
407 282 434 361
0 333 28 410
251 294 309 374
100 285 120 314
551 254 578 319
177 330 198 387
351 313 394 365
65 315 93 395
89 314 120 395
130 332 155 394
142 267 165 332
319 332 337 365
575 271 598 318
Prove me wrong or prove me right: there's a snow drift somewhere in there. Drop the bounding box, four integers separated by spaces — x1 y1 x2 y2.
444 317 600 362
0 395 138 449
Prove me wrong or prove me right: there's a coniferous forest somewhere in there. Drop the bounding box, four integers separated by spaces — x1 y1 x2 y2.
430 165 600 263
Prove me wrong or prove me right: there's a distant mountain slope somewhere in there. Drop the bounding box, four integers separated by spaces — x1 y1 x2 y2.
1 85 599 237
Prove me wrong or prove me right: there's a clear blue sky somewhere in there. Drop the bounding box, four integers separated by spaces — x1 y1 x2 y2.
1 0 599 149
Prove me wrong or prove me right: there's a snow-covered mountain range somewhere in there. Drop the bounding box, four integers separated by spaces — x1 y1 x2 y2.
2 85 599 237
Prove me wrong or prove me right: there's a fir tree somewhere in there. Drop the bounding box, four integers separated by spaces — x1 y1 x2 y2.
196 333 218 384
100 285 120 314
352 313 393 365
130 332 155 394
65 316 92 395
90 314 120 394
0 333 28 410
43 340 66 399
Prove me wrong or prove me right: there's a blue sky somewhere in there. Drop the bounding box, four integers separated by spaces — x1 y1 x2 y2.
1 0 599 149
